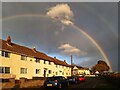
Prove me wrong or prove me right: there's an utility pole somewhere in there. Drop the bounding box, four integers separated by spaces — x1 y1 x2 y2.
70 55 73 76
71 55 73 65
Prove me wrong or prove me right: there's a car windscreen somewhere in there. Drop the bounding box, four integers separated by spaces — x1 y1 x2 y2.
46 77 59 81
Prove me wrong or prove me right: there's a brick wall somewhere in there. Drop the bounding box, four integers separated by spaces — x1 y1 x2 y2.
1 78 15 89
1 78 45 89
20 78 45 88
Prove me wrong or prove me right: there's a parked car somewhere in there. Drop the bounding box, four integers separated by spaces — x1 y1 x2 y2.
67 76 80 84
78 75 85 82
44 76 69 88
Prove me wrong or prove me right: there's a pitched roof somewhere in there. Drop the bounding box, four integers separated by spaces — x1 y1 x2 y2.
54 58 71 67
70 64 88 69
1 37 70 66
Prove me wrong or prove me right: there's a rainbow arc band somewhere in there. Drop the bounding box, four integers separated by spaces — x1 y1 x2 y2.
73 25 112 71
2 14 112 71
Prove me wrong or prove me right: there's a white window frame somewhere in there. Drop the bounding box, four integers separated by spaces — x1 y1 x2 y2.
21 55 27 60
0 67 10 74
35 58 40 63
20 68 27 74
36 69 40 74
1 51 10 58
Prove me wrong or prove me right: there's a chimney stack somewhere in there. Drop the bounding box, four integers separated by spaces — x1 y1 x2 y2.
33 47 37 52
7 36 11 45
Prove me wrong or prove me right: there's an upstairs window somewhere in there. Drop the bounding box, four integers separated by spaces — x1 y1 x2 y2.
0 67 10 74
44 61 46 64
1 51 10 58
21 55 27 60
48 61 51 65
35 58 40 63
57 65 60 68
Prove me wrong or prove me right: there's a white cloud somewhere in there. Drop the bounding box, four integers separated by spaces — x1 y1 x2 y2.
46 4 74 26
58 44 87 56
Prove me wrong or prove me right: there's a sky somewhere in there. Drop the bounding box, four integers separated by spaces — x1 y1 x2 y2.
2 2 118 71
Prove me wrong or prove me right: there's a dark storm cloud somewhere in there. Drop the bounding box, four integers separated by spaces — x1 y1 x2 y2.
2 2 118 71
2 2 55 17
3 17 99 55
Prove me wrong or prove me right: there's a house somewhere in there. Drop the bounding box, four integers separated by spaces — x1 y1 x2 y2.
71 65 90 75
0 36 71 80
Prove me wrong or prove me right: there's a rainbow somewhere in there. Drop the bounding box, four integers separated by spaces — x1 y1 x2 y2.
2 14 112 71
73 25 112 71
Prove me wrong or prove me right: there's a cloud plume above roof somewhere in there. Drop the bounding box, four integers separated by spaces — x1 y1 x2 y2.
46 4 74 25
58 44 87 56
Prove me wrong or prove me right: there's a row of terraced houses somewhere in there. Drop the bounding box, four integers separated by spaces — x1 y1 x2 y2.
0 36 90 80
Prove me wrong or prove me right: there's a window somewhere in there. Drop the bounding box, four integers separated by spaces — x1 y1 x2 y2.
0 67 10 74
48 61 51 65
48 70 52 74
20 68 27 74
44 61 46 64
36 69 40 74
56 65 58 68
0 67 3 73
35 58 40 63
56 72 58 75
62 72 64 75
21 55 27 60
1 51 10 58
5 67 10 73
